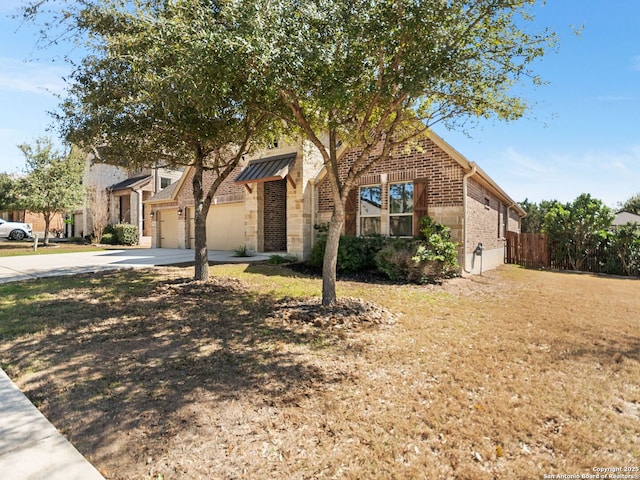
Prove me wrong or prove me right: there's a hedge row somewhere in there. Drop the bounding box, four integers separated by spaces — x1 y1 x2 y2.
101 223 139 246
309 217 459 284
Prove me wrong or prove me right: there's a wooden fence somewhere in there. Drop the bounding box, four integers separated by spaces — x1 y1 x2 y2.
506 232 611 273
505 232 549 269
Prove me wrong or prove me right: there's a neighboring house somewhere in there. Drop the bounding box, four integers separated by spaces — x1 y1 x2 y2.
145 132 525 275
77 156 182 242
612 211 640 227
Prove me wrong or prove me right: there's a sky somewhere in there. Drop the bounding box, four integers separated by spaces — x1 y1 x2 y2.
0 1 639 209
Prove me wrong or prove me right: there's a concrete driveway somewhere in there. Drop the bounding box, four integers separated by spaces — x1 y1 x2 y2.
0 248 272 284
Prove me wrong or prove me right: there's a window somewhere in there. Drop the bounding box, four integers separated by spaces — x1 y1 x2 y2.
389 182 414 236
359 185 382 235
160 177 172 189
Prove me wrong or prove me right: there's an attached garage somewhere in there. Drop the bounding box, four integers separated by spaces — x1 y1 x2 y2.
204 203 245 250
158 209 179 248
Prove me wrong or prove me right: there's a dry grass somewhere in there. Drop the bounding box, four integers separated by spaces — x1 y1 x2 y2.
0 264 638 479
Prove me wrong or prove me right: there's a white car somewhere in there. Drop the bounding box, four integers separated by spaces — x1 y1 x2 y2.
0 218 32 240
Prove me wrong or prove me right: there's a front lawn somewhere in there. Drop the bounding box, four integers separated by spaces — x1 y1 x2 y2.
0 239 107 257
0 264 638 479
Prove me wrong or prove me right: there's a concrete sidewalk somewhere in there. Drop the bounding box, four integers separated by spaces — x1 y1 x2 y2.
0 247 274 478
0 369 105 480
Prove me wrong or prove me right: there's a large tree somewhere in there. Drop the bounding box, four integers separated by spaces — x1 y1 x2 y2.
26 0 278 280
0 173 21 213
235 0 556 304
18 137 85 245
543 193 614 271
619 193 640 215
519 198 559 233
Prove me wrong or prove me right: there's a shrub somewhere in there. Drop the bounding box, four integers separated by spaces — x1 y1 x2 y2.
233 245 252 257
103 224 116 235
112 223 139 246
309 234 387 272
375 217 459 283
100 233 115 245
374 239 418 282
604 223 640 276
268 254 298 265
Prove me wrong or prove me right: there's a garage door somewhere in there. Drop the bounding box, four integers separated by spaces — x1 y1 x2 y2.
206 203 245 250
159 209 179 248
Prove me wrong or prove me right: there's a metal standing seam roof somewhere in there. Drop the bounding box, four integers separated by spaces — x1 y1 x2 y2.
234 153 297 184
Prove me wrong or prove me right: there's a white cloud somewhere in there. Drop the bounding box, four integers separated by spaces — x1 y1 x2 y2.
0 57 68 95
499 147 558 181
493 145 640 207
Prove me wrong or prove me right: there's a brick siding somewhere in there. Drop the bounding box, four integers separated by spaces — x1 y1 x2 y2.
263 179 287 251
318 138 465 213
175 165 246 208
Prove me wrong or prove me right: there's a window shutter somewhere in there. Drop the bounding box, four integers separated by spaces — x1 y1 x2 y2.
344 188 357 236
413 178 428 235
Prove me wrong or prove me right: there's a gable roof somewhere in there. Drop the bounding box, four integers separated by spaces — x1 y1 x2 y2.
427 131 525 217
313 130 526 217
108 175 152 192
613 211 640 226
145 181 180 205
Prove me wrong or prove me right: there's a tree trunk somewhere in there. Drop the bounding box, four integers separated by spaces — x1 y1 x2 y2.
322 206 345 306
194 209 208 281
43 213 51 246
192 155 209 281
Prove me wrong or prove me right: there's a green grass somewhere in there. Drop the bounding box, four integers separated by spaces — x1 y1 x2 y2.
0 241 107 257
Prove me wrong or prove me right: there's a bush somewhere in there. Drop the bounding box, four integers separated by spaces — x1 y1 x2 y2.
100 233 115 245
268 254 298 265
233 245 252 257
374 217 459 283
309 217 459 282
309 234 387 272
112 223 139 246
103 224 116 235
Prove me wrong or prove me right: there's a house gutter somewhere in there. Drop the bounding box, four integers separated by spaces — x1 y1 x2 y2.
462 163 477 274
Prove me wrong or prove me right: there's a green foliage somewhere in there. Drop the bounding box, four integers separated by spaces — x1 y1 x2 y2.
543 194 614 271
112 224 139 246
225 0 556 303
100 233 115 245
618 193 640 215
267 254 298 265
375 218 459 283
519 198 560 234
17 138 85 244
103 224 116 236
233 245 252 257
310 235 387 273
604 223 640 276
310 217 458 283
24 0 282 281
0 173 21 212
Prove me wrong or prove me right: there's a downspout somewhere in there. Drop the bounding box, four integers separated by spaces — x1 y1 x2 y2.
462 163 477 274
